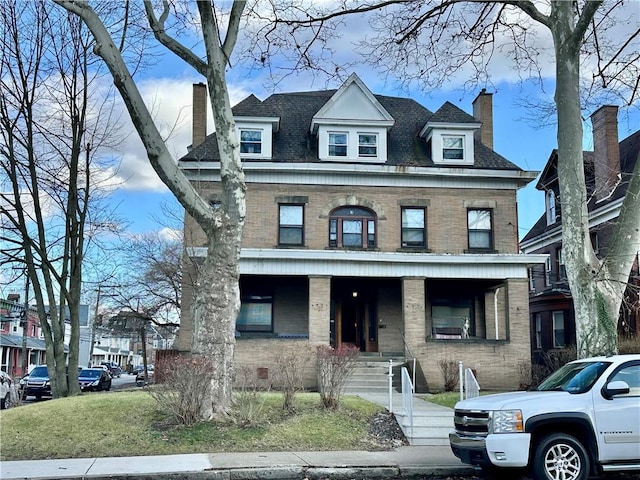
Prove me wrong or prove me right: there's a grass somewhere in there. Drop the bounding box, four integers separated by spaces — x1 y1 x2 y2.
0 390 385 461
422 390 507 409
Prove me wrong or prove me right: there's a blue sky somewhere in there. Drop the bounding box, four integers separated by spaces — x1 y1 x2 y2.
95 3 640 242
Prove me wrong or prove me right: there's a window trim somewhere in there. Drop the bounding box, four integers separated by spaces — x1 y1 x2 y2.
358 133 378 157
328 132 348 157
328 207 377 249
467 208 493 252
401 206 426 248
236 295 273 333
557 248 566 280
239 128 263 156
442 135 464 161
546 190 557 225
552 311 565 348
278 204 304 247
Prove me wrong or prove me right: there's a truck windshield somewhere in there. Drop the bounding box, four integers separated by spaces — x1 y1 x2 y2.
537 361 611 394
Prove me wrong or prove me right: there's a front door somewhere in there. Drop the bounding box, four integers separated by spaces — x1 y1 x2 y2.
334 298 378 352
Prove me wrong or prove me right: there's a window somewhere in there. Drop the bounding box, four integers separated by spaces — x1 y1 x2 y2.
443 136 464 160
237 296 273 332
467 209 493 250
358 133 377 157
546 190 557 225
545 256 552 286
329 207 376 249
557 248 566 280
528 268 535 292
329 132 348 157
240 129 262 154
431 305 472 339
535 313 542 349
553 311 565 348
279 204 304 246
401 207 426 248
610 364 640 395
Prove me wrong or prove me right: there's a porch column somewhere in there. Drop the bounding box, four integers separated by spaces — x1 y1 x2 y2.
402 277 426 349
308 275 331 344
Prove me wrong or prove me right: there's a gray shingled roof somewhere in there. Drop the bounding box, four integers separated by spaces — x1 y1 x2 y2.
181 89 522 171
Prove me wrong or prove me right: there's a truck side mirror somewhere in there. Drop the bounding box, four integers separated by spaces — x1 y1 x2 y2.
602 380 630 400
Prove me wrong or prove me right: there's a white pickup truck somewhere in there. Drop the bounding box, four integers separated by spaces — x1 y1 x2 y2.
449 354 640 480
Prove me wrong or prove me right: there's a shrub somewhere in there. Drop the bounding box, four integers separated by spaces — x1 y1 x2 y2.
316 344 359 410
618 335 640 354
438 359 459 392
273 345 311 413
232 366 267 425
542 346 577 374
147 355 214 427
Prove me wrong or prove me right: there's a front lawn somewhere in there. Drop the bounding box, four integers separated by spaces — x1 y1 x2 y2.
0 391 387 461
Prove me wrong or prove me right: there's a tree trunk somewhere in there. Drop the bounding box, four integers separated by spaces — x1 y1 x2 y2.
551 2 618 357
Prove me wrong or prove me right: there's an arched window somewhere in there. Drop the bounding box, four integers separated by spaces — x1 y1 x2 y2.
329 207 376 249
546 190 557 225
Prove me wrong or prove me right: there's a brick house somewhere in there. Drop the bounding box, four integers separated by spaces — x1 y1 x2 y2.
520 106 640 366
178 74 545 391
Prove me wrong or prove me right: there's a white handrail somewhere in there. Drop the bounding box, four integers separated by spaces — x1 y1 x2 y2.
401 366 414 438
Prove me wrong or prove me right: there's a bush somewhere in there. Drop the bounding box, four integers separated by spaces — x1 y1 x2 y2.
316 344 359 410
232 366 267 425
273 345 311 413
438 359 459 392
147 355 214 427
619 335 640 354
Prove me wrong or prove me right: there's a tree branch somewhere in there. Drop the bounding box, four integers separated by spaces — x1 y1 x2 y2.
143 0 208 76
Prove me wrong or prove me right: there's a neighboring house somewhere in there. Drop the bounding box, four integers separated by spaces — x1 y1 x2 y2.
177 74 545 391
521 105 640 366
1 295 48 376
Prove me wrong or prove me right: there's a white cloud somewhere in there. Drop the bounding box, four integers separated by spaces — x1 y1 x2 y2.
101 76 252 193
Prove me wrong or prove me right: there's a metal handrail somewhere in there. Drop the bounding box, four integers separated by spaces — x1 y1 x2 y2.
400 330 416 392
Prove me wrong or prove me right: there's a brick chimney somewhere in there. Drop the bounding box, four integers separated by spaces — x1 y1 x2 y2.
591 105 620 201
192 83 207 149
472 89 493 150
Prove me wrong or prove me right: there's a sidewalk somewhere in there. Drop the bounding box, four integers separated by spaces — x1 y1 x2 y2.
0 393 473 479
0 447 474 479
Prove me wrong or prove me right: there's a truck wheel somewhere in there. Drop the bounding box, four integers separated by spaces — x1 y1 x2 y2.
532 433 589 480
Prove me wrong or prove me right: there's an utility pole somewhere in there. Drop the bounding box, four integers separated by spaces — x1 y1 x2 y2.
21 274 31 376
89 286 102 367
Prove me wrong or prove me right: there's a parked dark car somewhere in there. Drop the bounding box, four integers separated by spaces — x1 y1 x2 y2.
78 368 112 392
100 361 122 378
135 369 154 387
24 365 51 400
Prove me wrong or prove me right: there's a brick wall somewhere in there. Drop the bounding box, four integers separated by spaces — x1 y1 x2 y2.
188 182 519 255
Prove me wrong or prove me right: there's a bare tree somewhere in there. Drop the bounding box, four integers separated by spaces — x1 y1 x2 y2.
0 1 123 396
263 0 640 357
55 0 248 418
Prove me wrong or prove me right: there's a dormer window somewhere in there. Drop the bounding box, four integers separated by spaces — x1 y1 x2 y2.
234 116 279 160
443 136 464 160
329 133 348 157
358 133 377 157
240 129 262 154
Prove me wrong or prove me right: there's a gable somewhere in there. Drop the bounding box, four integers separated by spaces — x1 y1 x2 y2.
311 73 394 131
